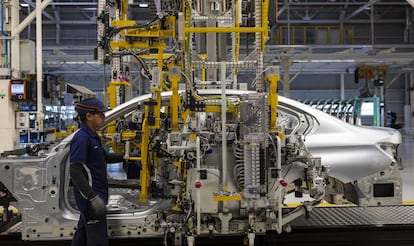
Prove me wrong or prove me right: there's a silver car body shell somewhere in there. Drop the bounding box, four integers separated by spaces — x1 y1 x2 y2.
278 95 401 183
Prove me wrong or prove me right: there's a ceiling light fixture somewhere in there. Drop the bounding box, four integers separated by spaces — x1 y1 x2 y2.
138 3 149 8
20 3 29 7
293 59 356 63
407 0 414 8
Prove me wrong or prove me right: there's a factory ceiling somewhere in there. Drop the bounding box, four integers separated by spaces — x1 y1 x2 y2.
14 0 414 84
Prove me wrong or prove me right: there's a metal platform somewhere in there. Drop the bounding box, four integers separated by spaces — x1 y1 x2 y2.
1 205 414 246
290 205 414 228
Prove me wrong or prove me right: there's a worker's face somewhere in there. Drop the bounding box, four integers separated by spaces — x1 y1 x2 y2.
85 111 105 130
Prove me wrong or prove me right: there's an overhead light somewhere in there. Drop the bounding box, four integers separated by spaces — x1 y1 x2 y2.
20 3 29 7
138 3 149 8
408 0 414 8
293 59 355 63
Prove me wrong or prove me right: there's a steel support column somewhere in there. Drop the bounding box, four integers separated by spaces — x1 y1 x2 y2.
340 73 345 100
281 58 291 97
410 72 414 129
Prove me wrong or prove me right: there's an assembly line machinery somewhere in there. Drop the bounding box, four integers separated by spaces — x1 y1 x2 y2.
0 1 406 245
96 0 325 243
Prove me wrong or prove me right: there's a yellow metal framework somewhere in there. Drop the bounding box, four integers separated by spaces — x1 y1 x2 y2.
139 118 150 202
105 0 178 203
103 0 276 205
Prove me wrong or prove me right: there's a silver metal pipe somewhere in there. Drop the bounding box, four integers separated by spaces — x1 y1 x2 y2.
371 2 375 46
36 0 43 127
221 62 227 190
196 136 201 235
340 74 345 100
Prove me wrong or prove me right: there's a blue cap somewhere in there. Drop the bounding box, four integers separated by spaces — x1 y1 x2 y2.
75 98 108 116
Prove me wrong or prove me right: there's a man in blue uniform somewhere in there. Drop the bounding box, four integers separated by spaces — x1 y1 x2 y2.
70 97 122 246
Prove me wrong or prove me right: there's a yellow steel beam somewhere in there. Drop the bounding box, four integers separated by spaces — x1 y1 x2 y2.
107 81 131 109
267 75 279 132
169 68 181 132
126 157 142 161
106 81 131 136
120 131 137 140
112 16 176 39
141 54 173 60
213 194 242 202
283 200 414 207
205 105 236 113
235 0 241 61
121 0 128 21
139 118 149 203
181 108 191 124
163 15 176 40
110 40 166 51
112 20 136 28
261 0 270 51
148 89 162 130
157 48 163 68
124 28 175 38
198 54 208 88
171 160 182 211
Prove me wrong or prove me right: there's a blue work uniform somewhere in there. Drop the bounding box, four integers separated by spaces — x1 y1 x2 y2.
70 123 108 246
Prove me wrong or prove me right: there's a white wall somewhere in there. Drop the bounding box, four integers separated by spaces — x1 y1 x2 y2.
0 80 18 153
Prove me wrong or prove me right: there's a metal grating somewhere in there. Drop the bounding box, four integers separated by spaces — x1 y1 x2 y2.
290 205 414 227
0 221 22 235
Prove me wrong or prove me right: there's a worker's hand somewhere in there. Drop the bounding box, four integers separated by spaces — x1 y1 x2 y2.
89 195 107 218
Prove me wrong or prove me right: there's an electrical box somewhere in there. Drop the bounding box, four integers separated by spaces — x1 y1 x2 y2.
34 117 44 132
187 168 220 213
9 80 33 101
151 67 161 88
16 112 30 129
131 111 143 123
20 40 36 74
